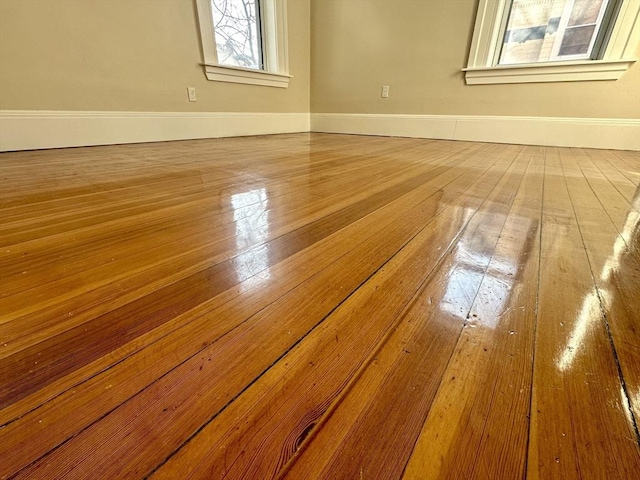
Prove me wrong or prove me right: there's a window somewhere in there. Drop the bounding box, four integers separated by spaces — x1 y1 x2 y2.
211 0 263 70
500 0 615 65
464 0 639 84
195 0 290 88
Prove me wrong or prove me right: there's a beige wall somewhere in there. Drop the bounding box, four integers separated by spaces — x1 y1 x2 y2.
1 0 638 120
0 0 310 112
311 0 640 119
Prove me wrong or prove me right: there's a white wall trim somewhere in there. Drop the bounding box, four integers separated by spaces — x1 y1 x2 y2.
0 110 310 152
463 58 637 85
201 63 291 88
2 111 637 152
311 113 640 151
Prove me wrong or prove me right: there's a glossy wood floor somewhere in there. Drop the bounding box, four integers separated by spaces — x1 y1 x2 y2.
0 133 639 479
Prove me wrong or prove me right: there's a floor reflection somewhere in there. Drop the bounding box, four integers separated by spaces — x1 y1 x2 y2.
439 212 533 328
230 187 271 289
556 289 607 372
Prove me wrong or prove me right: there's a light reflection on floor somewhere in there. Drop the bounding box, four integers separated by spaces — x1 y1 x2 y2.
230 187 271 290
439 212 532 328
555 289 608 372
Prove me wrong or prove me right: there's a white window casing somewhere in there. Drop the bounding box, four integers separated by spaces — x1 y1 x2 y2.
464 0 639 84
195 0 291 88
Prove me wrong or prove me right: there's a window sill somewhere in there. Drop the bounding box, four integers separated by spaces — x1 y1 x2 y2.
201 63 291 88
463 58 636 85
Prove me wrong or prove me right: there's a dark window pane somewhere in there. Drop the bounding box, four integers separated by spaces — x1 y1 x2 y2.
558 25 596 55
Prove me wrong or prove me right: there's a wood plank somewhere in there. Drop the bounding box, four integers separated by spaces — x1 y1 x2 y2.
1 143 502 477
609 150 640 186
575 148 639 216
0 155 444 346
0 134 317 204
402 146 544 479
0 151 427 292
0 140 484 423
284 147 538 480
0 139 455 307
559 147 640 423
10 147 519 480
526 147 640 479
582 149 639 205
144 148 521 480
0 143 482 408
1 134 638 480
0 150 420 245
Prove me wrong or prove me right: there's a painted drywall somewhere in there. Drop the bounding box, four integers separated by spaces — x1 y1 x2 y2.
0 0 310 113
310 0 640 119
1 0 638 121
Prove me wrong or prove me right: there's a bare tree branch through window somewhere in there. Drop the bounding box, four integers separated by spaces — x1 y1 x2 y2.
211 0 263 69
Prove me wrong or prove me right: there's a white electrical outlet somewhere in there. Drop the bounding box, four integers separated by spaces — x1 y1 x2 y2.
381 85 390 98
187 87 197 102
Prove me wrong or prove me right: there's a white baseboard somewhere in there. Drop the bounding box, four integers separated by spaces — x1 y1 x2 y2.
311 113 640 151
0 110 310 152
2 110 637 152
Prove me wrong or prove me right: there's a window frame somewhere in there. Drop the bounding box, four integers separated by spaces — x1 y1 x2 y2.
464 0 639 85
195 0 291 88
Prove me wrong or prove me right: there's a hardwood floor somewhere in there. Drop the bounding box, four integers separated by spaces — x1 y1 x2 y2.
0 133 638 479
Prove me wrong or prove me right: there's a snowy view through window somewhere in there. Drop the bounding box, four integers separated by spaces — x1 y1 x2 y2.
211 0 263 69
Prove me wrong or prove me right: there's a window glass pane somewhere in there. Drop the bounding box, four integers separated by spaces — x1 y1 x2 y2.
211 0 262 70
568 0 604 26
501 0 568 64
499 0 610 65
559 25 596 55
